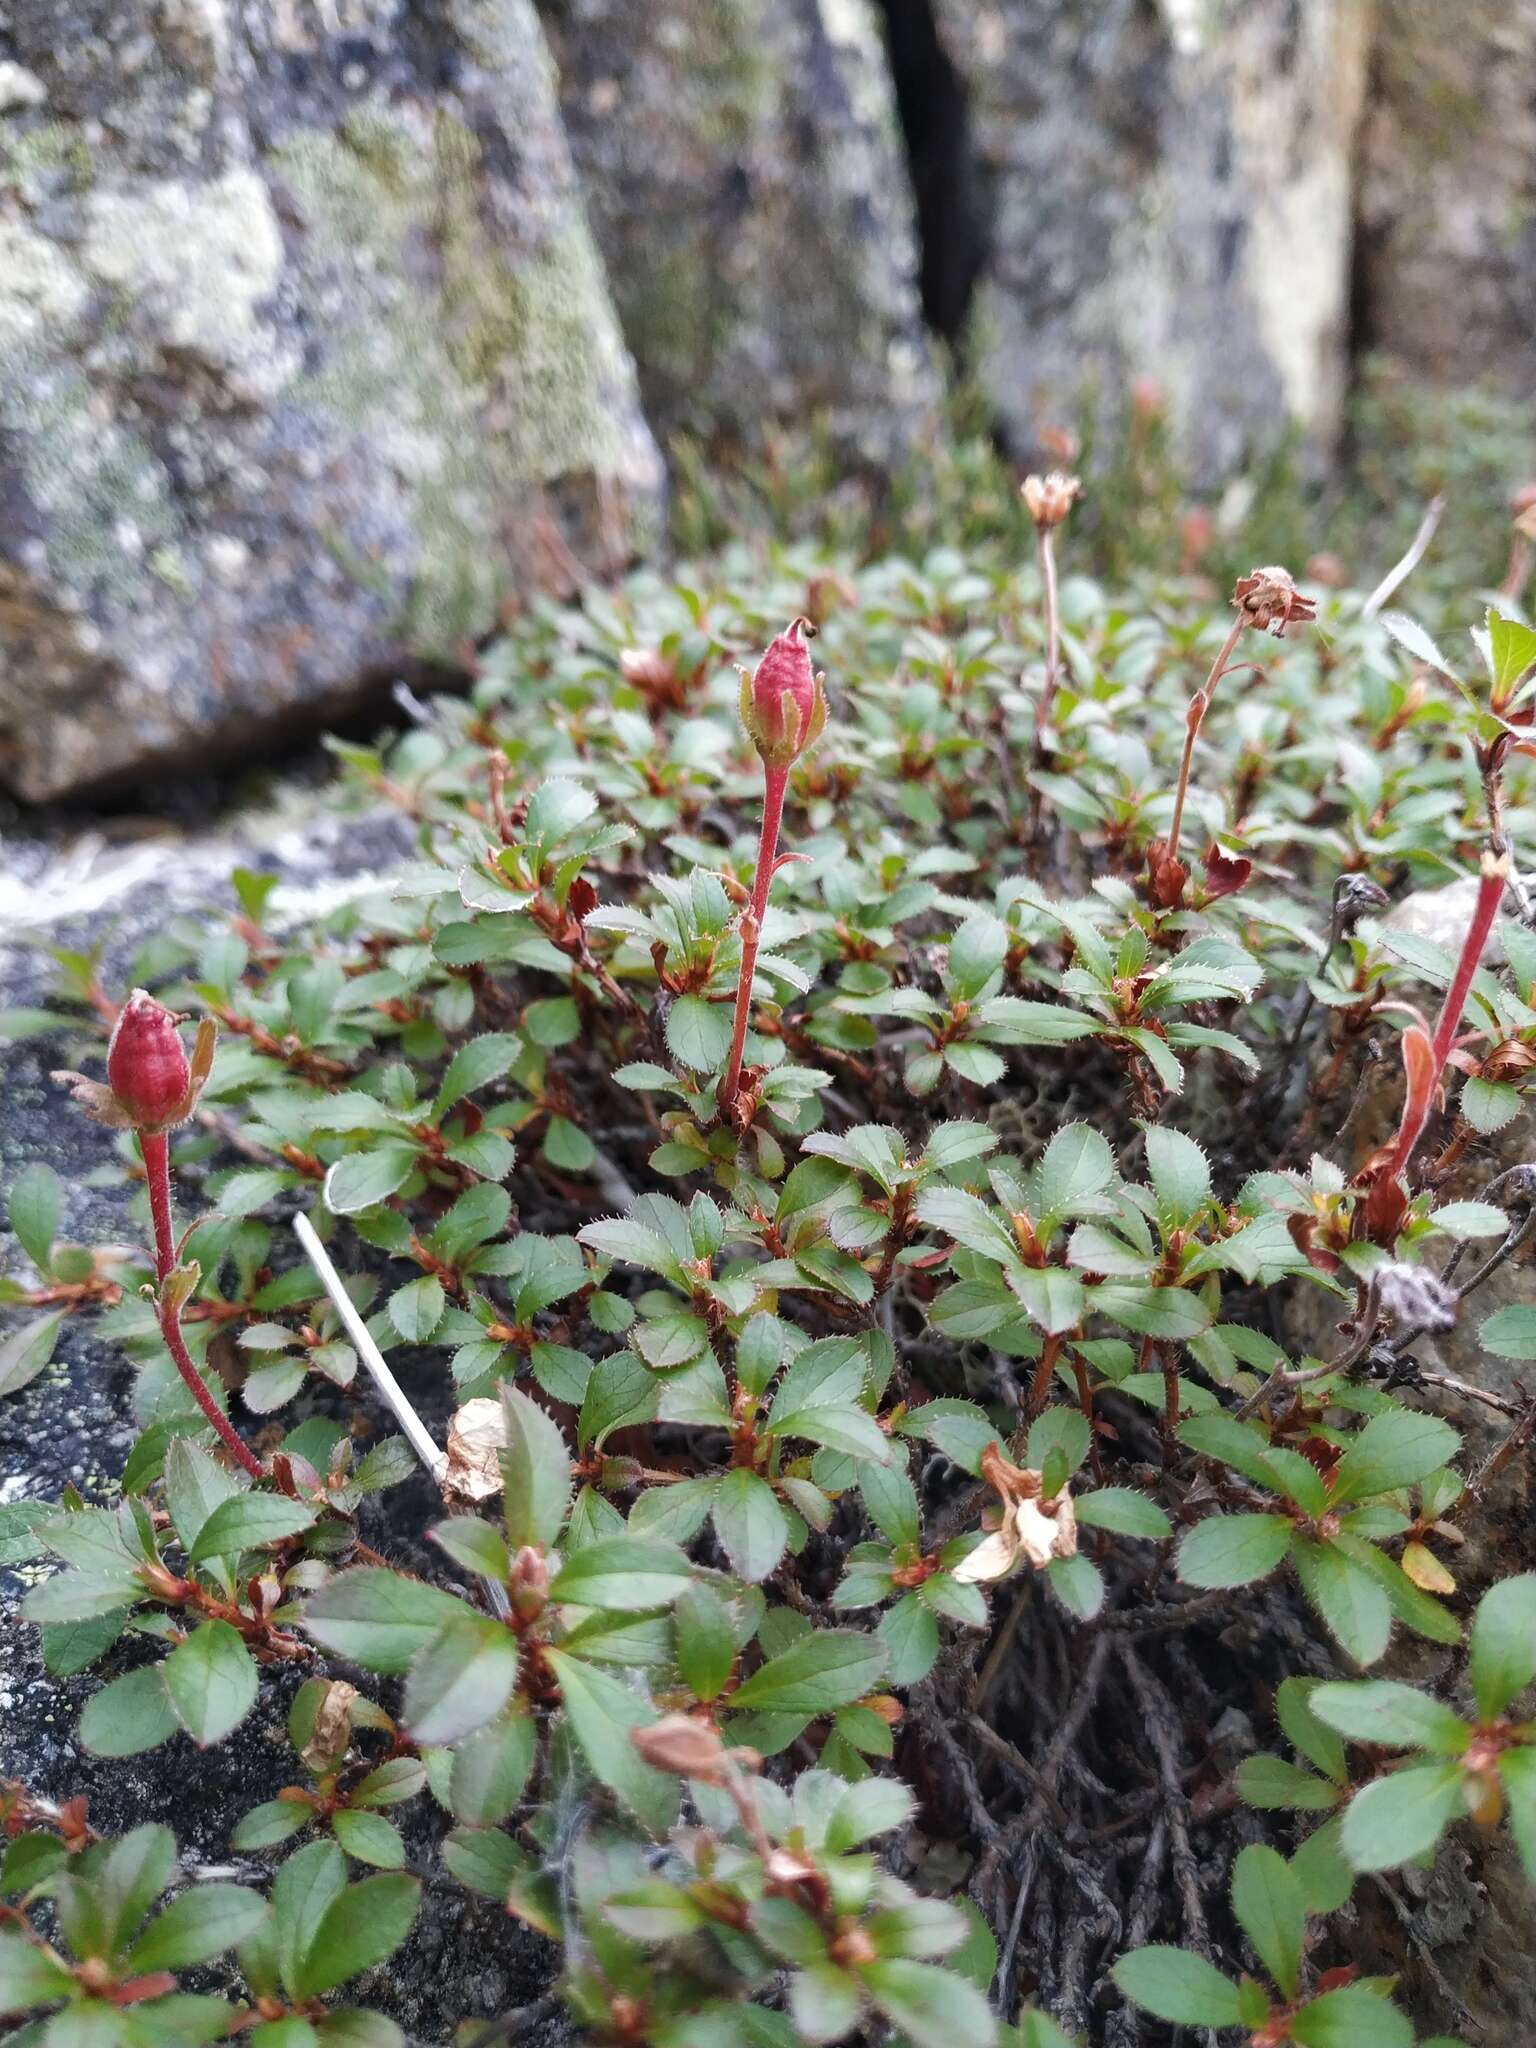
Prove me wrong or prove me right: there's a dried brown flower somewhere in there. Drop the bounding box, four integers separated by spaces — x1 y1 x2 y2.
1021 471 1082 531
443 1397 506 1503
1231 565 1317 638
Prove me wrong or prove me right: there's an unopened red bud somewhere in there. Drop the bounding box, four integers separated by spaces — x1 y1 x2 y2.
106 990 191 1130
740 618 826 769
509 1543 550 1619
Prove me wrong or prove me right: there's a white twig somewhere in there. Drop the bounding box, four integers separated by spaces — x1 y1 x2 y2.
1362 493 1446 620
293 1212 448 1485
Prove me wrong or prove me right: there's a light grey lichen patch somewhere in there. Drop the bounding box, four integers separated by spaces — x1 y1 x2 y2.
272 96 650 644
82 168 289 391
0 1 662 798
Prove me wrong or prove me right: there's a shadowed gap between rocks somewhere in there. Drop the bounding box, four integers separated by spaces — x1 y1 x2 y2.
871 0 988 347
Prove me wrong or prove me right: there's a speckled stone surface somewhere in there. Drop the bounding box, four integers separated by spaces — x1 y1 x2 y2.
538 0 940 467
0 0 664 802
1357 0 1536 399
932 0 1371 478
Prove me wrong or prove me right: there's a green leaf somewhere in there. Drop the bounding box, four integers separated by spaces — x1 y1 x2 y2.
126 1882 267 1970
1073 1487 1171 1540
165 1436 247 1554
448 1712 536 1825
712 1469 790 1584
550 1536 693 1609
1143 1126 1212 1219
1033 1123 1116 1217
674 1582 736 1703
1046 1552 1104 1621
190 1494 316 1563
330 1812 406 1870
1481 1303 1536 1358
1292 1536 1393 1666
666 995 732 1072
303 1570 469 1674
1330 1409 1461 1504
80 1665 180 1757
915 1187 1021 1265
1230 1844 1304 1999
323 1145 420 1216
294 1874 420 1996
387 1277 444 1344
1288 1982 1414 2048
1111 1944 1242 2026
1236 1755 1341 1812
545 1651 677 1835
859 1459 921 1551
1009 1265 1086 1335
8 1163 62 1273
578 1349 657 1449
729 1630 887 1715
1276 1678 1348 1782
1309 1680 1469 1754
1488 607 1536 694
501 1384 572 1552
860 1959 996 2048
434 1034 520 1119
0 1311 64 1398
1176 1514 1292 1589
0 1925 73 2009
401 1615 518 1746
1339 1762 1464 1871
1470 1572 1536 1718
162 1621 258 1747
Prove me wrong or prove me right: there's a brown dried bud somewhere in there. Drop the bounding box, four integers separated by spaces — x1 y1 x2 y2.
1021 471 1082 531
630 1713 731 1783
301 1680 359 1774
1231 566 1317 638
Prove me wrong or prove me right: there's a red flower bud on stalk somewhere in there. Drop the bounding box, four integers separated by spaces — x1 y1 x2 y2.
719 620 827 1124
53 991 262 1479
1364 851 1510 1242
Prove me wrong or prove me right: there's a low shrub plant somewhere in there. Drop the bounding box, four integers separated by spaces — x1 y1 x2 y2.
4 475 1536 2045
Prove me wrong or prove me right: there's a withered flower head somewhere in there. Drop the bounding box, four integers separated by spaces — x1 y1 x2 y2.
443 1397 506 1503
952 1441 1077 1584
1231 565 1317 638
1021 471 1082 531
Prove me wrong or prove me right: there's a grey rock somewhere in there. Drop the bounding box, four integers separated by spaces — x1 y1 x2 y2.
537 0 940 467
0 0 664 803
933 0 1371 476
1357 0 1536 398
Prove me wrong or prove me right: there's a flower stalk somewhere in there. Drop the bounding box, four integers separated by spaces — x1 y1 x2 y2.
1365 852 1510 1241
718 619 826 1124
1153 566 1316 906
55 991 263 1479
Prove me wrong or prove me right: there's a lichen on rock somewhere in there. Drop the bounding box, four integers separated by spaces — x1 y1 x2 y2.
0 0 663 802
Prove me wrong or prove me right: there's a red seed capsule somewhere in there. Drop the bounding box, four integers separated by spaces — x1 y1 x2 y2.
106 989 191 1131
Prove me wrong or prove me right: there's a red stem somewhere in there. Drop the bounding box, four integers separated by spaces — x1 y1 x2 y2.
1033 527 1061 746
139 1129 264 1479
719 763 788 1117
1166 615 1245 868
1386 856 1510 1187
